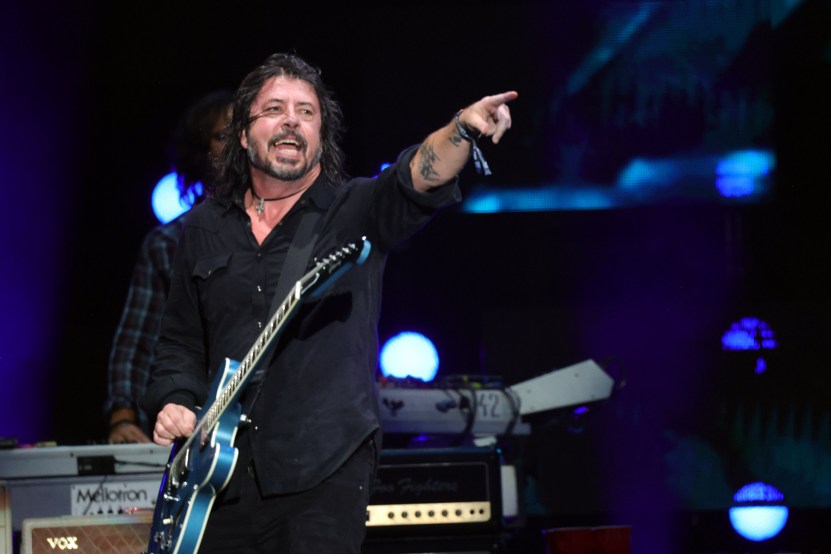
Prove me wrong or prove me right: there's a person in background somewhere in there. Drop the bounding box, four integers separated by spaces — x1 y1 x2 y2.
105 90 233 444
143 52 516 553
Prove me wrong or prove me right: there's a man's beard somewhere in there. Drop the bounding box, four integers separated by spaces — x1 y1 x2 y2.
247 137 323 182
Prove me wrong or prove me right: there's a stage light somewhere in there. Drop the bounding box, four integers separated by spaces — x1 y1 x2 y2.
715 150 775 199
729 482 788 542
722 317 777 351
151 172 202 224
717 150 774 176
722 317 777 375
754 357 767 375
617 158 678 191
379 331 439 382
462 185 615 213
373 162 392 178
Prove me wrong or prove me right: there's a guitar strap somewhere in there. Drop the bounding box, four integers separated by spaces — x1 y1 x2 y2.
269 210 323 316
243 209 323 413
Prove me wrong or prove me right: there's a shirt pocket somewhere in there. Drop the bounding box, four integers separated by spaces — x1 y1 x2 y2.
193 252 233 280
192 251 234 323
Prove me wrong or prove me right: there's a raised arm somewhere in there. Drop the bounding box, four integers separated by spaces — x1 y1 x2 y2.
410 91 518 193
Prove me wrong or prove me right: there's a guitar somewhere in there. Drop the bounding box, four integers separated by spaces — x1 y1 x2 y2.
144 237 372 554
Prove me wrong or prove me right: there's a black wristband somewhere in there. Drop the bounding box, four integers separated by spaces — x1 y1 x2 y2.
454 110 492 176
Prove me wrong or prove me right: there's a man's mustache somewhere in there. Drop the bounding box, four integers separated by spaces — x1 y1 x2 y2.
268 131 306 150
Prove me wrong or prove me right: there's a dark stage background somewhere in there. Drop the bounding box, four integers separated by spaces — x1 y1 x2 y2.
2 1 830 552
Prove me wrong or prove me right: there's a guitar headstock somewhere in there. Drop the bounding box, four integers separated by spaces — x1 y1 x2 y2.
302 237 372 298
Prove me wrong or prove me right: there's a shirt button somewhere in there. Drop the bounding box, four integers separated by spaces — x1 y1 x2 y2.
257 321 263 329
256 285 262 292
256 252 263 259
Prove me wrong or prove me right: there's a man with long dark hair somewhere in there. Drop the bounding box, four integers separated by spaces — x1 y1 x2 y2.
143 52 516 553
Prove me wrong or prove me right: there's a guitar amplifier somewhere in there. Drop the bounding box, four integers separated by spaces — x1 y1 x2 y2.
7 446 505 551
366 446 503 538
20 511 152 554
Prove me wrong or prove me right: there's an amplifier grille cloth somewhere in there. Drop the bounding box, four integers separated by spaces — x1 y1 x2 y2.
22 513 151 554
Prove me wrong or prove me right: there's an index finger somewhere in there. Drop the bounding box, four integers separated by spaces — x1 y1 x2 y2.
484 91 519 108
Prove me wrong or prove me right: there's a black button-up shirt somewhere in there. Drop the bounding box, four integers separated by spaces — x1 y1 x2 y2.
143 145 461 495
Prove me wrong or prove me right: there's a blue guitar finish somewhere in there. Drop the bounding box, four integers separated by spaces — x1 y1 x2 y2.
146 358 241 553
145 238 371 554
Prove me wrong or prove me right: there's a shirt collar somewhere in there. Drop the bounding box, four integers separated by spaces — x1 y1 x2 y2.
305 173 335 210
223 171 336 214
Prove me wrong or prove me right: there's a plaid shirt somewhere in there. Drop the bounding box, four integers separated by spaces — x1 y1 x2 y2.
104 214 189 434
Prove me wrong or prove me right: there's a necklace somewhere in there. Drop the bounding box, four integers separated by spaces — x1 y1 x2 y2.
250 185 304 216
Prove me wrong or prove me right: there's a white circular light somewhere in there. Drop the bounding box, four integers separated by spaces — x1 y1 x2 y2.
729 506 788 542
379 332 439 382
729 482 788 542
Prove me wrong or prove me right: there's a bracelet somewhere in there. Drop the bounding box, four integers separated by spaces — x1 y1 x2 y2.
454 110 492 176
109 418 136 432
454 109 480 141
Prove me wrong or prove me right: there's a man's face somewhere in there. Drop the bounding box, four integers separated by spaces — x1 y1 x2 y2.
241 76 323 182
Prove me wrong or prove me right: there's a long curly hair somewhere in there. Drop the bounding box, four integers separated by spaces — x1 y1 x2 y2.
209 53 347 198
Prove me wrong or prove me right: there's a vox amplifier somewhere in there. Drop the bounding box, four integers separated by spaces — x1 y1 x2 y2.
20 511 152 554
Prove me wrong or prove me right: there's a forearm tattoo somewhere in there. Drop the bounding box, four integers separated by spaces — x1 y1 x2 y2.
449 127 466 147
417 141 441 182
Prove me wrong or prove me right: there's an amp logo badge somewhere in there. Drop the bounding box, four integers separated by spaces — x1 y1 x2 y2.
46 536 79 550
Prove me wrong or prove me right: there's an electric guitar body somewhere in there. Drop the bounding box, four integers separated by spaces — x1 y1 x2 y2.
146 359 241 554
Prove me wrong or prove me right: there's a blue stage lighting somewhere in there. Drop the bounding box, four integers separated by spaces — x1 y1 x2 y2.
151 172 202 224
379 331 439 382
729 482 788 541
463 185 615 213
722 317 777 351
373 162 392 178
754 357 767 375
617 158 678 191
716 150 774 178
716 150 775 199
